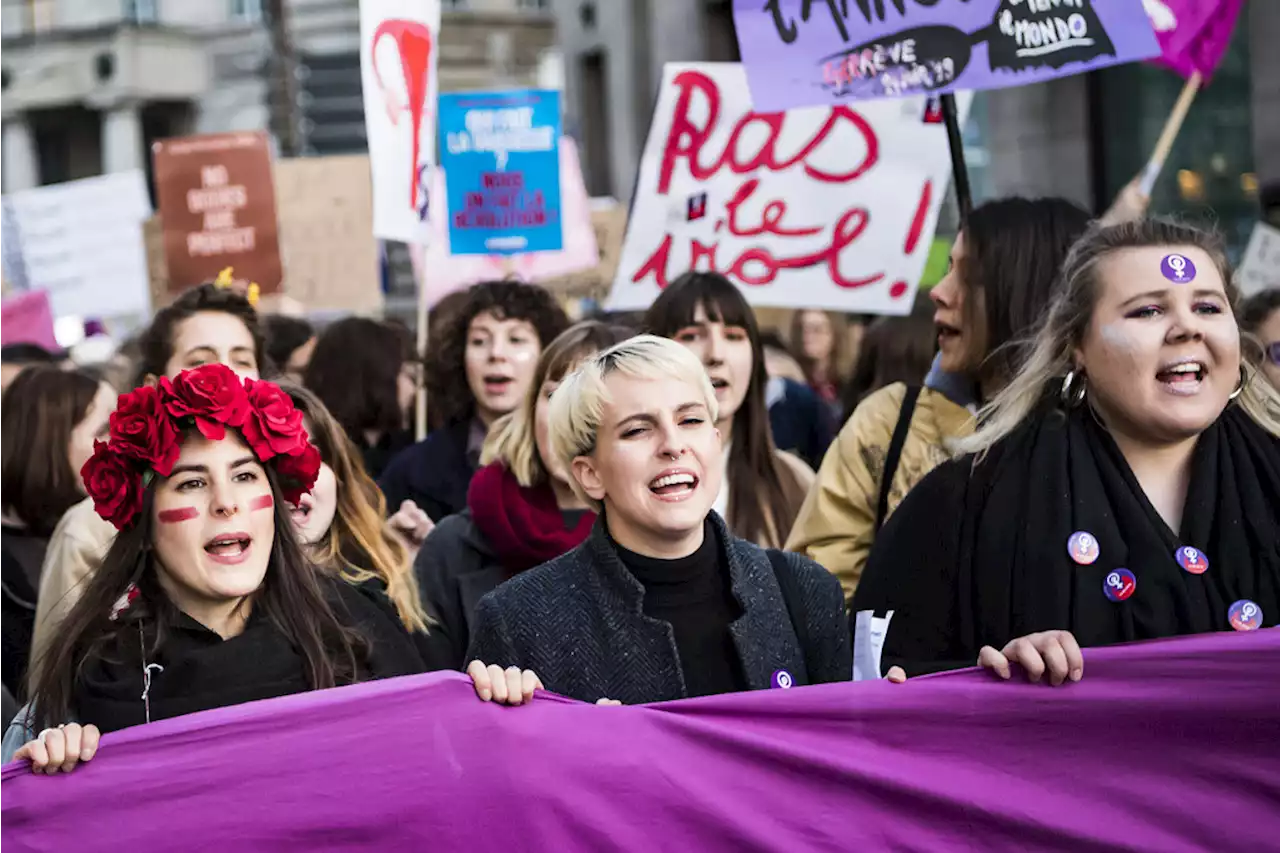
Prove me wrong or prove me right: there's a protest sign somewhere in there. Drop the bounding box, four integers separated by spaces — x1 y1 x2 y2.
5 630 1278 851
1145 0 1243 81
274 155 383 314
0 290 58 351
360 0 440 244
1 171 152 319
152 131 282 295
415 137 594 306
732 0 1160 111
607 63 966 315
438 89 563 255
1237 221 1280 298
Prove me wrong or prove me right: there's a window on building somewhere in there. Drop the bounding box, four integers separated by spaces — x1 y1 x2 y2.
517 0 550 9
442 0 469 10
232 0 264 23
123 0 159 24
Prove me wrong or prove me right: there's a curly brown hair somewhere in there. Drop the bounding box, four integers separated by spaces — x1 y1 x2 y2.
427 281 570 428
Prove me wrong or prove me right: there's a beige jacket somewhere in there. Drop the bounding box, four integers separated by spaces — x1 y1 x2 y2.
784 384 973 604
29 497 117 677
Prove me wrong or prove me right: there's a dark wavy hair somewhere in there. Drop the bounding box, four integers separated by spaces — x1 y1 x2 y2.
25 451 369 731
840 293 938 423
427 281 570 428
1 367 103 535
956 197 1092 388
136 284 268 385
645 272 809 546
304 318 411 446
262 315 315 376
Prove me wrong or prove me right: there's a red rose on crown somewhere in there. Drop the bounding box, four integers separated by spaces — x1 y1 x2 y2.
274 443 323 506
108 385 182 477
81 441 144 531
161 363 251 441
241 378 307 459
82 366 320 529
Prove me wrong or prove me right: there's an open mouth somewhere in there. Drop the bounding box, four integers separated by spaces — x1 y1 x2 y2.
289 500 312 525
935 320 961 344
709 378 729 395
204 532 252 564
483 376 514 393
1156 360 1206 396
649 469 700 501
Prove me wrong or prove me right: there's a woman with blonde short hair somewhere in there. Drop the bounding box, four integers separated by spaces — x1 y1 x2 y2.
465 336 852 705
414 321 632 669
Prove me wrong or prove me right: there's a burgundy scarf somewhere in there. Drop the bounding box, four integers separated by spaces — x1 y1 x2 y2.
467 462 595 573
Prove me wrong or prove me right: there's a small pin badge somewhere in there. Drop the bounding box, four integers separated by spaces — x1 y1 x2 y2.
1161 253 1196 283
1175 546 1209 575
1228 599 1263 632
687 192 708 222
771 670 794 689
1104 568 1137 602
1067 531 1100 565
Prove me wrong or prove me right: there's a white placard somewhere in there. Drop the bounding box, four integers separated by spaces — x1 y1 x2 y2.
359 0 440 244
607 63 967 315
1236 221 1280 298
2 171 152 319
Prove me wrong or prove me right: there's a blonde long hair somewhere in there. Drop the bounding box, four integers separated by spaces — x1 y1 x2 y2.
959 218 1280 458
284 384 429 633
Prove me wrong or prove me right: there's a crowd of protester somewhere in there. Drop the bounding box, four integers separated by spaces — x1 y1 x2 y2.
2 206 1279 778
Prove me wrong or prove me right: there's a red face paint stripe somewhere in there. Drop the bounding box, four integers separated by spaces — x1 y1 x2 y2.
158 507 199 524
250 495 274 511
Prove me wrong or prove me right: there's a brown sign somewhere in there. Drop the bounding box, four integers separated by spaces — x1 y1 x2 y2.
152 131 283 294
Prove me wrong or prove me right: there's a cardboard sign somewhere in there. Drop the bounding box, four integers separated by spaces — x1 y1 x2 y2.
147 155 382 315
1143 0 1243 81
606 63 967 315
360 0 440 244
732 0 1159 110
438 89 563 255
416 137 595 306
274 155 383 314
152 131 282 294
1237 221 1280 298
1 290 58 351
1 170 152 319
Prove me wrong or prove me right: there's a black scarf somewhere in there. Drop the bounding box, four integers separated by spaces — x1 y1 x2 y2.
957 404 1280 655
74 608 311 735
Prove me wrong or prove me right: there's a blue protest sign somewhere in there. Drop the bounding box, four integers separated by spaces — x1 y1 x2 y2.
438 89 563 255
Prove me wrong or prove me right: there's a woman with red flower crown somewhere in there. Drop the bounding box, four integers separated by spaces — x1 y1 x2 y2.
3 366 539 772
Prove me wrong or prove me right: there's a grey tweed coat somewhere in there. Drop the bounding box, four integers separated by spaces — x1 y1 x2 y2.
465 511 851 704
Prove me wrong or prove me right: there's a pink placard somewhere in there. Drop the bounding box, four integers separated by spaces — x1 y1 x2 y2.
1 290 59 352
1144 0 1244 80
414 137 599 307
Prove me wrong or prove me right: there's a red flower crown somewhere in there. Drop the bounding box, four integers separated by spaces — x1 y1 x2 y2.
81 364 322 531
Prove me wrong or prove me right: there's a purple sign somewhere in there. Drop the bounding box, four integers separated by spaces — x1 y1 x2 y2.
4 630 1280 851
734 0 1161 111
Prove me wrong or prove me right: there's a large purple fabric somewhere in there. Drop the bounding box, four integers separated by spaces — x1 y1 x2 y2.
4 630 1278 851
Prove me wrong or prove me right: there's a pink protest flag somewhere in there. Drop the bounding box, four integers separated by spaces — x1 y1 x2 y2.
1 290 59 352
1137 0 1245 196
1144 0 1245 80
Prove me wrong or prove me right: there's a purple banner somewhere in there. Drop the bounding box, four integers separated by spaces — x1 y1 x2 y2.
5 630 1279 851
1146 0 1244 80
733 0 1161 111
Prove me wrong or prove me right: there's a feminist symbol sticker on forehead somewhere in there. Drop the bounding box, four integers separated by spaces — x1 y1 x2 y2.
1161 253 1196 283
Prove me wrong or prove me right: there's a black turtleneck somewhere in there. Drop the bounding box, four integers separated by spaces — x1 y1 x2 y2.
614 520 747 698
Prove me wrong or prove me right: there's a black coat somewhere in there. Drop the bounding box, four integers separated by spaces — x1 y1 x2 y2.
1 528 46 700
414 511 506 670
378 421 478 522
466 512 851 704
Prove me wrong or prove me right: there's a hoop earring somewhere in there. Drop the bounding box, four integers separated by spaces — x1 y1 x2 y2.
1228 365 1249 402
1060 370 1087 407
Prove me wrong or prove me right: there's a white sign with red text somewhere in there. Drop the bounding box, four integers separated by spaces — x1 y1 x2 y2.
607 63 969 314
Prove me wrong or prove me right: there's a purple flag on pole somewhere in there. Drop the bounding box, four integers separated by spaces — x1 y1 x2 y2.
732 0 1161 111
5 630 1279 851
1143 0 1244 80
